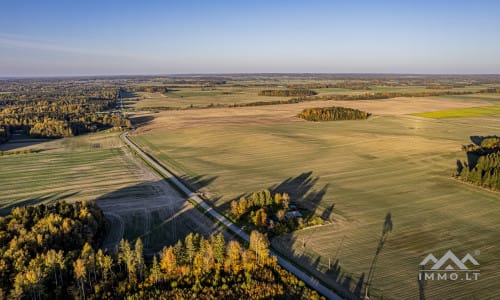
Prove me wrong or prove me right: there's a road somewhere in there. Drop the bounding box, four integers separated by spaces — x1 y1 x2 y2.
121 132 343 300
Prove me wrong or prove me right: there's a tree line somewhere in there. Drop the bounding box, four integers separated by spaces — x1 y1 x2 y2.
258 89 318 97
298 106 370 121
136 87 500 112
287 82 371 90
0 201 325 299
456 136 500 190
124 86 169 94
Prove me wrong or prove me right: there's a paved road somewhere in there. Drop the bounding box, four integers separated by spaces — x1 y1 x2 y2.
121 132 343 300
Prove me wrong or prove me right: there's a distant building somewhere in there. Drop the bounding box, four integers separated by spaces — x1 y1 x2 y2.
285 211 303 218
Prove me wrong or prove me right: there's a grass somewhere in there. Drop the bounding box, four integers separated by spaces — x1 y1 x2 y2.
412 104 500 118
0 132 147 214
130 111 500 299
129 86 289 109
0 131 227 254
125 82 494 111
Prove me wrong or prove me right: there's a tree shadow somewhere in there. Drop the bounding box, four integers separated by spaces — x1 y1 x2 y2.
0 134 52 152
269 171 331 221
129 115 154 128
0 191 80 215
469 135 498 146
418 266 426 300
364 212 393 299
321 204 335 221
93 178 226 256
273 211 393 300
179 174 218 195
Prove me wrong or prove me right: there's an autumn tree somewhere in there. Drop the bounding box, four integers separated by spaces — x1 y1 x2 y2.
249 231 270 265
160 246 177 275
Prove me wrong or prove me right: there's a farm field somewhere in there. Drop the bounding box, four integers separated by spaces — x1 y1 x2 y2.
0 132 226 253
413 104 500 119
125 85 290 109
123 80 491 111
130 95 500 299
315 85 486 97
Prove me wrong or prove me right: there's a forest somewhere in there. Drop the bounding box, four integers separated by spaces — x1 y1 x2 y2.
0 84 131 140
258 89 318 97
298 106 370 121
456 136 500 190
0 201 324 299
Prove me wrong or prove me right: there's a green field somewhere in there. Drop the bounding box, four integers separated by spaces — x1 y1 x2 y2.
0 132 145 212
412 104 500 119
131 113 500 299
0 132 226 253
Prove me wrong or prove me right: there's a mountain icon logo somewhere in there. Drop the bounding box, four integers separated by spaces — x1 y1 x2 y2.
420 250 479 270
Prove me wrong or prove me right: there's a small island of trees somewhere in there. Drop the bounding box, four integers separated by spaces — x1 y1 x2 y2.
456 136 500 190
230 189 325 236
298 106 371 121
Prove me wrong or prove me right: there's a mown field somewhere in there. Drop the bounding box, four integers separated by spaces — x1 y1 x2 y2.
0 132 225 253
130 96 500 299
0 132 144 211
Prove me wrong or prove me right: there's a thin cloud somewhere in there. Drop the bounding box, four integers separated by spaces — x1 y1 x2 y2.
0 34 140 60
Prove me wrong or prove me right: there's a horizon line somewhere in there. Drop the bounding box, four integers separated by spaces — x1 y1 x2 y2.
2 72 500 80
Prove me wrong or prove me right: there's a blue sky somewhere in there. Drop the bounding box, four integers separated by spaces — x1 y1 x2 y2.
1 0 499 76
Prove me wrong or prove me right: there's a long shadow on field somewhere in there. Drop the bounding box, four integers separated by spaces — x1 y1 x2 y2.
364 212 393 299
179 174 218 197
0 191 80 215
94 180 227 256
269 174 394 299
274 239 364 299
0 135 51 152
266 172 361 299
129 115 154 128
270 171 333 221
280 213 393 300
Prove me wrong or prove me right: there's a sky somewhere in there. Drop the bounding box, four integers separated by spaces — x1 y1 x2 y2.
1 0 499 76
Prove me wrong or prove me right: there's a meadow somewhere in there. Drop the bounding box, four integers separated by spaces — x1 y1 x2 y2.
0 132 142 210
412 104 500 119
0 132 225 253
130 95 500 299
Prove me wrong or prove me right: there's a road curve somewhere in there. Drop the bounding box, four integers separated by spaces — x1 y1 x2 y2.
121 132 343 300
